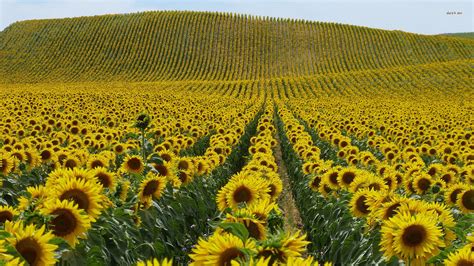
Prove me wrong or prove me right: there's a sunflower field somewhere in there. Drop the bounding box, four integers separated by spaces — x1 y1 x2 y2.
1 10 474 266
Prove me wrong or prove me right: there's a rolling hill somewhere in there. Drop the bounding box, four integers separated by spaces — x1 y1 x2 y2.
1 11 473 85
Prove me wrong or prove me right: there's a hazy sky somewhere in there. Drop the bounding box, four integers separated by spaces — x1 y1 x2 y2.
0 0 472 34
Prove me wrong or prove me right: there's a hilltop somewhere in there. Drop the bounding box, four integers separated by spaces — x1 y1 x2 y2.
1 11 473 84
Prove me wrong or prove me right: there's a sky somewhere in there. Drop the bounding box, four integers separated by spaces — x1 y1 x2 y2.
0 0 472 34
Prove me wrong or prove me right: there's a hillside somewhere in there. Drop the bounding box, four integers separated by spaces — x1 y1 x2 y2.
1 11 473 84
441 32 474 40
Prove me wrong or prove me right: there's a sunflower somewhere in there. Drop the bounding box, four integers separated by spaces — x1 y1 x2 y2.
62 155 81 169
445 183 470 205
349 189 378 217
456 188 474 213
86 155 108 169
138 172 167 208
0 153 15 175
121 155 144 174
176 157 194 172
117 179 131 202
222 213 267 240
4 221 58 266
92 167 116 191
177 170 194 185
17 185 48 211
337 167 359 189
113 143 126 155
189 232 256 265
321 168 341 190
349 172 386 193
136 258 173 266
50 177 103 220
40 199 91 247
220 177 270 211
308 175 322 191
412 173 432 195
242 198 277 222
285 256 320 266
0 205 18 224
380 211 444 265
372 196 410 222
444 244 474 266
39 149 55 163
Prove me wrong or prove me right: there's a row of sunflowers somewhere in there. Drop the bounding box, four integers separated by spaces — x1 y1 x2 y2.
0 85 265 265
274 97 473 265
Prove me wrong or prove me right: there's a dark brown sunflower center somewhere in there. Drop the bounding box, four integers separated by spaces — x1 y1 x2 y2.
95 173 111 188
342 172 355 184
40 150 52 160
153 164 168 176
143 180 160 197
457 259 473 266
127 158 142 171
91 160 104 168
356 196 370 214
402 224 427 247
178 161 189 171
461 190 474 210
0 158 7 171
329 172 339 185
161 154 171 162
417 178 431 191
384 203 401 219
64 159 77 169
246 220 263 240
178 171 190 183
218 247 244 266
15 237 40 265
368 183 381 191
441 174 452 183
233 186 252 203
51 209 77 236
0 211 13 223
311 177 321 189
450 189 462 203
60 189 90 211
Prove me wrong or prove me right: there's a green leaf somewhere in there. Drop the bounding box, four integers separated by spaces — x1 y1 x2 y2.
219 222 249 241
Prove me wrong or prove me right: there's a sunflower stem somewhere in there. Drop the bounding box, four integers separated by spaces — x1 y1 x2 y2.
141 128 147 164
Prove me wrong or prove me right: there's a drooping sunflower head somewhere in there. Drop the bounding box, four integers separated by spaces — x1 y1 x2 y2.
222 213 267 240
40 199 91 247
121 155 144 174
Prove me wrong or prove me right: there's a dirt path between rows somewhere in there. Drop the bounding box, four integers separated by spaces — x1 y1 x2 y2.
273 130 303 233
